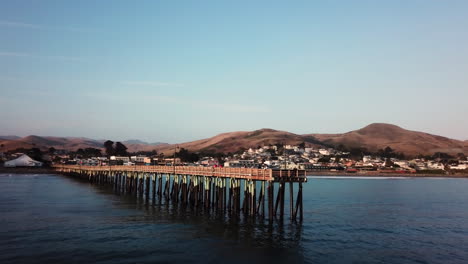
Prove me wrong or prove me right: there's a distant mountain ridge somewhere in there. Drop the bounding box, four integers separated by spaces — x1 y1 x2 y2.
123 139 167 146
152 124 467 157
1 123 466 156
0 136 167 153
0 135 21 140
307 123 467 156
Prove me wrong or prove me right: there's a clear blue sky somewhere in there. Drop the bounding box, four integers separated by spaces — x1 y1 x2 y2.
1 1 467 143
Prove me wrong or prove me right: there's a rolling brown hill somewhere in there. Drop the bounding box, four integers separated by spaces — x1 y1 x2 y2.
308 123 467 156
152 128 325 155
1 124 466 157
0 136 166 153
0 136 104 152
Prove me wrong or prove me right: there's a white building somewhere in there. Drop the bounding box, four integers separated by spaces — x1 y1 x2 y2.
449 164 468 170
130 156 151 164
394 161 411 169
224 160 256 168
224 161 240 167
363 155 372 163
4 154 43 167
304 147 314 153
319 149 330 156
200 158 219 167
110 156 130 162
427 161 445 170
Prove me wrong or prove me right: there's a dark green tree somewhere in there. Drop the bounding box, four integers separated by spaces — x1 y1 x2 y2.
84 148 102 157
433 152 454 162
29 148 43 161
266 148 276 155
104 140 115 157
48 147 56 154
457 153 467 160
385 158 395 167
349 147 369 159
384 146 393 153
176 148 199 163
318 156 330 163
336 144 348 152
115 142 128 156
335 156 341 163
76 148 85 157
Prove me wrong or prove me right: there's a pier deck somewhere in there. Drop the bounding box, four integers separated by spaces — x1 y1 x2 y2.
54 165 307 182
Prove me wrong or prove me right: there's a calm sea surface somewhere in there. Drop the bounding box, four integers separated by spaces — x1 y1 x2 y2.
1 174 468 264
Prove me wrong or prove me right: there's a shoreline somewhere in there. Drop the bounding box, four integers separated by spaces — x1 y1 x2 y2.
306 171 468 178
1 167 467 178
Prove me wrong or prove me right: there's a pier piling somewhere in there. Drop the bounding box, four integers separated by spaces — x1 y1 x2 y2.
54 165 307 222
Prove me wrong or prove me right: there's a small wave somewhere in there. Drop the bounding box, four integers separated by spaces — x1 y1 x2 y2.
308 176 414 180
308 175 465 180
0 173 49 177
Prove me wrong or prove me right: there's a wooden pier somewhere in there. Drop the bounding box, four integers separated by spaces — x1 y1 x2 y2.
52 165 307 221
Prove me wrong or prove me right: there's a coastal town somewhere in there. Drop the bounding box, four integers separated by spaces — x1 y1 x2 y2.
2 142 467 175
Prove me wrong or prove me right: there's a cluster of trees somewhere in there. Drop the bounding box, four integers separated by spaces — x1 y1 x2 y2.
336 145 407 160
175 148 226 163
2 147 52 166
175 148 199 163
72 148 102 159
376 146 406 160
3 147 44 162
418 152 468 165
104 140 128 157
337 145 372 159
27 148 43 162
200 151 225 163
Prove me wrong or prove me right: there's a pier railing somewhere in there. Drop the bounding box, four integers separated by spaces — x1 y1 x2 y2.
52 165 307 182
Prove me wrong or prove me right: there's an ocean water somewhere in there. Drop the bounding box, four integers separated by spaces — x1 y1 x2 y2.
1 174 467 264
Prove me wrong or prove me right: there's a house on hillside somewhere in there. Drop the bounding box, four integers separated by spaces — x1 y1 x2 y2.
224 160 257 168
130 156 151 165
199 158 219 167
110 156 130 162
449 164 468 170
4 154 43 167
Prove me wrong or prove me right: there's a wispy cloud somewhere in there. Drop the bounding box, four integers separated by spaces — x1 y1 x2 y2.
0 20 95 33
123 81 184 88
0 52 85 62
199 102 270 113
69 87 270 113
0 76 269 113
133 95 270 113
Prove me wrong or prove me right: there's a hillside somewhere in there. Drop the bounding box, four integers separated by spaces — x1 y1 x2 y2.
1 124 466 157
152 128 324 155
0 136 20 140
308 123 467 156
123 140 167 146
0 136 166 153
0 136 104 152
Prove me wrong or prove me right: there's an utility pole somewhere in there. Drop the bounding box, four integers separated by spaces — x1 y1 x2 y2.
173 145 179 166
283 143 287 170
